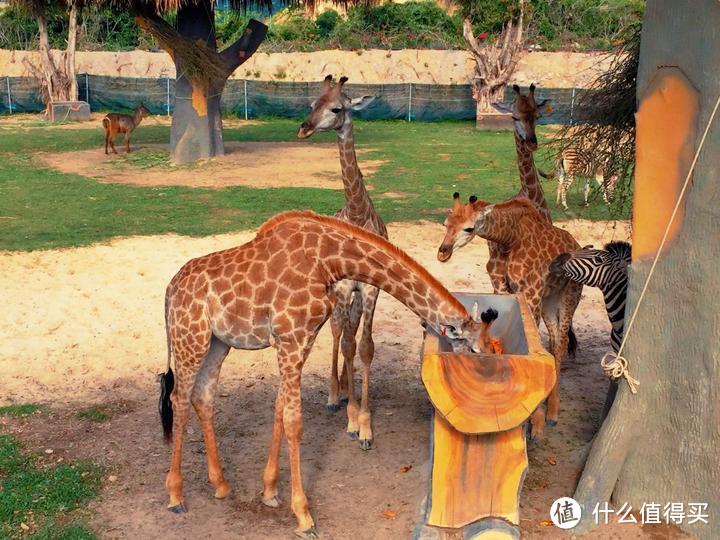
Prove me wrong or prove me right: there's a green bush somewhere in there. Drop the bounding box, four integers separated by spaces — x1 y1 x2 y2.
315 9 340 38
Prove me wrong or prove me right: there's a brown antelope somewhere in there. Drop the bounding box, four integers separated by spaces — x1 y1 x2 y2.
102 104 150 155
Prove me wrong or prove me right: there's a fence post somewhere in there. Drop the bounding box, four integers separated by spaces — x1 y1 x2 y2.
407 83 413 122
85 73 89 103
244 79 249 120
570 87 576 126
166 77 171 116
6 77 13 114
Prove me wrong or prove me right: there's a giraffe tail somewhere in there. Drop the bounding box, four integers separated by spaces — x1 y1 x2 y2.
568 326 578 359
159 285 174 444
537 168 554 180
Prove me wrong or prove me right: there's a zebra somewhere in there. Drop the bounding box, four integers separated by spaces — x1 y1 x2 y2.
545 147 619 210
549 240 631 419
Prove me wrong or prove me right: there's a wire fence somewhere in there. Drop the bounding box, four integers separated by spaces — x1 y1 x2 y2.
1 75 581 124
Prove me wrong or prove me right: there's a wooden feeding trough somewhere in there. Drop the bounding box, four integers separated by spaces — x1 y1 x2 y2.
414 293 556 540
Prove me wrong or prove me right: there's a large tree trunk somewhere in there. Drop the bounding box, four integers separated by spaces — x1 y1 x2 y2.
573 3 719 539
134 0 267 164
464 1 525 120
35 1 79 110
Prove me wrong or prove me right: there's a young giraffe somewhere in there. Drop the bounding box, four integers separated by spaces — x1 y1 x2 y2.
160 210 491 538
437 196 582 441
482 84 552 293
298 75 386 450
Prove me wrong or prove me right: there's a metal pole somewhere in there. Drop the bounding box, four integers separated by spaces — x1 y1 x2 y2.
6 77 13 114
408 83 412 122
570 87 576 126
166 77 171 116
85 73 89 103
244 79 248 120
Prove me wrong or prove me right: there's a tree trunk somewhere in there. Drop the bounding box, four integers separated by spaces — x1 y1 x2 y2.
134 0 267 164
36 3 78 110
573 3 719 539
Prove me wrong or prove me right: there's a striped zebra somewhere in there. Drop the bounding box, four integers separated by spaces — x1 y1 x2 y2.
549 241 631 352
549 241 631 419
550 147 619 210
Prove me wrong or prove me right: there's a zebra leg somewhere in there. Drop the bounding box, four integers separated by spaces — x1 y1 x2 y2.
584 177 591 206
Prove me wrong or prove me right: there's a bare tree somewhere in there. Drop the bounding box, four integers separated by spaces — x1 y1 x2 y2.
12 0 81 108
458 0 526 122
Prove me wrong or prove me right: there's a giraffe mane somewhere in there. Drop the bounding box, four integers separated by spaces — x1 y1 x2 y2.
492 197 544 217
258 211 467 316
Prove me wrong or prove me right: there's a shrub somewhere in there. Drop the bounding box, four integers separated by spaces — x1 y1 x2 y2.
315 9 340 38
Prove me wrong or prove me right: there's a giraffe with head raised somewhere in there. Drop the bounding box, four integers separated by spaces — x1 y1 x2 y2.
159 210 491 538
437 195 582 441
297 75 385 450
481 83 553 293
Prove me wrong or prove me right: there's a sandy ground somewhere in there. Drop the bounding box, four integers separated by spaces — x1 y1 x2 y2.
0 218 693 540
36 141 385 190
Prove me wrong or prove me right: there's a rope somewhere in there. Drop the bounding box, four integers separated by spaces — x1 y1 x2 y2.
603 91 720 394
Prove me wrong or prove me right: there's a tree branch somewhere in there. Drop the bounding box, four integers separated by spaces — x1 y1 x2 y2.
219 19 268 73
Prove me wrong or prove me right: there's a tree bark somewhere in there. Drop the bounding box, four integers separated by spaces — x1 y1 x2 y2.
134 0 267 164
573 4 719 538
464 1 525 119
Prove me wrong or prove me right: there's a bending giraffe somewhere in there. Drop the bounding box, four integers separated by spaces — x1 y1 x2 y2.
437 196 582 441
159 211 492 538
298 75 386 450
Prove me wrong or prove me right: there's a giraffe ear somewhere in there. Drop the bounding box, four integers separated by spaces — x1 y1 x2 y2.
491 102 512 114
440 324 462 339
350 95 376 111
536 99 552 114
471 301 479 321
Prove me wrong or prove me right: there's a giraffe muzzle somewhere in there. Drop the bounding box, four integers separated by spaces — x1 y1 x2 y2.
437 245 453 262
297 123 315 139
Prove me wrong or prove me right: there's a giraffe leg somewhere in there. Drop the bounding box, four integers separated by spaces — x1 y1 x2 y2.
328 283 352 411
190 337 231 500
556 167 565 208
165 343 207 513
104 131 109 155
523 290 546 442
278 340 318 538
542 304 561 427
262 390 284 508
342 292 363 439
487 242 510 294
356 285 379 450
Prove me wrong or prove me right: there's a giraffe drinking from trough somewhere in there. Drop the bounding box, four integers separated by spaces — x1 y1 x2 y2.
159 211 492 538
298 75 386 450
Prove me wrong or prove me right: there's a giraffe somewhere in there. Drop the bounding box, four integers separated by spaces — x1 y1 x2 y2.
437 195 582 441
297 75 386 450
482 83 553 294
159 210 491 538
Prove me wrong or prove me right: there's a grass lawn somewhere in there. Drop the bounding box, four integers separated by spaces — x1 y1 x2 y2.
0 407 102 539
0 117 630 251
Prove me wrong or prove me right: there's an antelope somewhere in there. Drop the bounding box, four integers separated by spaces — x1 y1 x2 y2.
102 104 150 155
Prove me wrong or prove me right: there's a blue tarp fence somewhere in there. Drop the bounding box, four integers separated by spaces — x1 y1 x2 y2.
1 75 581 124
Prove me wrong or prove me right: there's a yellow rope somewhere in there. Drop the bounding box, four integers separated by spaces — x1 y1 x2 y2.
604 91 720 394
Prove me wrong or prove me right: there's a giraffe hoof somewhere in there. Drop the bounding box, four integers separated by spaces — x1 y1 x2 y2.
347 431 359 440
546 418 558 427
295 527 320 539
262 494 281 508
168 502 187 514
214 482 232 499
326 404 339 413
359 439 374 451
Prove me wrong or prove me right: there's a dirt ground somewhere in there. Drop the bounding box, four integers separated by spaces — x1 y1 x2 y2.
36 140 385 190
2 218 690 539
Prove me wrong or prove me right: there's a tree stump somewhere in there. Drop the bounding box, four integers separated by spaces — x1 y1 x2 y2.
414 294 555 540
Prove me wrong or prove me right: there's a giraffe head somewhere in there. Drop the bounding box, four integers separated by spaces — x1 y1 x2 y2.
493 83 551 151
437 192 491 262
298 75 376 138
437 301 498 354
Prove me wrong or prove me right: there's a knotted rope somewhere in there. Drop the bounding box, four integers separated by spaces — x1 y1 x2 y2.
603 91 720 394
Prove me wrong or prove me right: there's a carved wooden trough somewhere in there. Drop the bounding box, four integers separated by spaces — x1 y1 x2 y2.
415 293 556 540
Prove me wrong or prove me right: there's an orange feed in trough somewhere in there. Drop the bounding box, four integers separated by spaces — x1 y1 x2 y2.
414 293 556 540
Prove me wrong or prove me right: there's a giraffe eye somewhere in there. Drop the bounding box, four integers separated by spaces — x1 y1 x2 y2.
331 107 343 114
463 227 474 233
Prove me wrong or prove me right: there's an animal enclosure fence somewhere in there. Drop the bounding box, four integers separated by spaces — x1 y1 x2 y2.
1 75 582 124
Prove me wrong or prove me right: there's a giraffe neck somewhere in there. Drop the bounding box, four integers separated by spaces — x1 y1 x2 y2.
514 131 551 223
477 206 521 247
337 121 374 220
315 223 468 331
